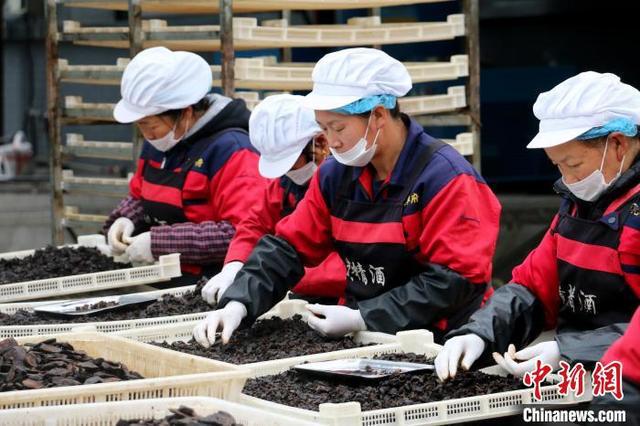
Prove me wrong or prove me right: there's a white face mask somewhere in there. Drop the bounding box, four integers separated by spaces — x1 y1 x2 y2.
330 113 380 167
563 138 625 202
147 116 190 152
286 161 317 185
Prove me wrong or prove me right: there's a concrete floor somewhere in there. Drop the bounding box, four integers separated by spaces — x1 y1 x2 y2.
0 186 51 252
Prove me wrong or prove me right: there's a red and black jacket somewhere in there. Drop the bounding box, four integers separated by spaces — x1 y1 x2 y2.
127 98 268 275
447 157 640 367
225 174 347 300
220 115 501 341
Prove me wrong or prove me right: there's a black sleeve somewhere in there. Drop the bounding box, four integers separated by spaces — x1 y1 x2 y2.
357 263 486 338
218 234 305 324
444 283 546 358
555 323 628 368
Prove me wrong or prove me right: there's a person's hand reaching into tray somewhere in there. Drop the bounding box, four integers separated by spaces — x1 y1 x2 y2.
193 301 248 347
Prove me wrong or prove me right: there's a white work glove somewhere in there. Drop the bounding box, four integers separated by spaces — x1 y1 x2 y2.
193 301 248 347
107 217 135 255
305 304 367 338
201 261 244 306
435 334 486 382
492 341 561 377
124 232 154 264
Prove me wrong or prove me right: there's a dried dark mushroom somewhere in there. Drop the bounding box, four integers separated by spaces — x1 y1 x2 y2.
0 338 143 392
242 352 526 411
153 315 370 364
116 406 241 426
0 246 131 285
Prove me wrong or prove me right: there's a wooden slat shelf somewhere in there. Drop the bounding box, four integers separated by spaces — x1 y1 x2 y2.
61 0 453 14
63 133 133 161
58 55 468 90
60 15 465 51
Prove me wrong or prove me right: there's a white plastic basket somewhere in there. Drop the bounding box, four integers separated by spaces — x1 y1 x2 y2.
443 132 474 156
0 396 322 426
239 331 593 425
61 14 465 51
1 332 248 410
0 285 213 338
0 235 182 302
398 86 467 116
116 299 400 377
59 55 467 91
0 284 196 314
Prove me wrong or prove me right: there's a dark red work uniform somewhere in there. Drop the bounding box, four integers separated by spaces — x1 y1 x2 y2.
220 114 501 342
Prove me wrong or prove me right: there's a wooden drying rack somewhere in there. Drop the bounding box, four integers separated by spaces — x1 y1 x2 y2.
46 0 481 244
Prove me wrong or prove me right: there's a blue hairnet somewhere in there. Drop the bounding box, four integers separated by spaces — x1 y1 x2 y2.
577 117 639 140
331 94 397 115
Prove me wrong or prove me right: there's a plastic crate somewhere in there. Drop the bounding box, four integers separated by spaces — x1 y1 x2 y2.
0 332 248 410
116 299 400 377
239 331 593 425
0 396 321 426
0 285 212 338
61 14 465 51
0 234 182 302
0 284 196 314
58 55 467 91
443 132 474 156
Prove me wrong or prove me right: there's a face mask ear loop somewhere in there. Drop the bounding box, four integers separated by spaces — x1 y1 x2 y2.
599 136 610 172
363 110 374 142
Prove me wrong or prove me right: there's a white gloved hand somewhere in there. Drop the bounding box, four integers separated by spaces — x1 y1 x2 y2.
193 301 248 347
201 261 244 306
492 341 561 377
305 304 366 338
107 217 135 255
124 232 154 264
435 334 486 382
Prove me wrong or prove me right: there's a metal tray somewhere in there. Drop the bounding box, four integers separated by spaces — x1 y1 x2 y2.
33 293 157 317
293 358 434 381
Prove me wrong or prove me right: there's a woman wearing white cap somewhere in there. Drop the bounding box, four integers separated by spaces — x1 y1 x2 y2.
201 94 346 305
436 71 640 382
103 47 268 281
193 48 501 347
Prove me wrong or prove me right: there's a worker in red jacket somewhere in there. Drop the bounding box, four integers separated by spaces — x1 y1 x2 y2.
193 48 501 347
103 47 268 283
436 71 640 382
201 94 346 305
592 307 640 419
